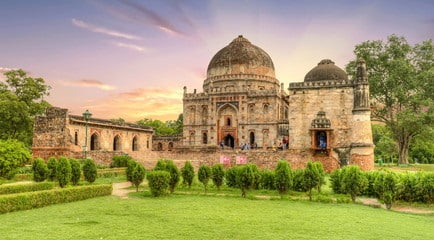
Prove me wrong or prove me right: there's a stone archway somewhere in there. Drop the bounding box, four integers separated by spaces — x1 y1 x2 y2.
224 134 235 149
90 133 99 150
217 103 238 147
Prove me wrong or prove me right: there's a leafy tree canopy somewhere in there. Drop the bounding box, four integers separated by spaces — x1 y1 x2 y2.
346 35 434 164
136 114 183 136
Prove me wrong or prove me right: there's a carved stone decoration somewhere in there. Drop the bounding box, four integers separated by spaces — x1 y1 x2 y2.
353 58 370 110
311 111 331 128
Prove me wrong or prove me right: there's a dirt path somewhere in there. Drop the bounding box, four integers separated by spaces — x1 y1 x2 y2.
112 182 134 199
358 197 433 214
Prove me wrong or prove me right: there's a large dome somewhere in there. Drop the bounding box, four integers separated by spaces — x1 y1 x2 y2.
206 35 276 79
304 59 348 82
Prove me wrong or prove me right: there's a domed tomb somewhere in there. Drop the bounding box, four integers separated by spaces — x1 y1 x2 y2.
304 59 348 82
204 35 278 90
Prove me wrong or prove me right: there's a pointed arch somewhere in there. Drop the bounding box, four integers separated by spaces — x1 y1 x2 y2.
132 136 138 151
113 135 121 151
90 133 99 151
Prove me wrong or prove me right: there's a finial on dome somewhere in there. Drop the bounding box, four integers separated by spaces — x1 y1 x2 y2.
318 59 335 65
232 35 250 43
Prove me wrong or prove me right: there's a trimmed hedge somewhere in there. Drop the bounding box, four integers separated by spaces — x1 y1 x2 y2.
0 184 112 214
111 155 132 168
147 171 170 197
0 182 56 195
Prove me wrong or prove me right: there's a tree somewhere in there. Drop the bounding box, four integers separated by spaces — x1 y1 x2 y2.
32 158 48 182
274 161 292 196
236 164 258 197
83 159 97 183
372 124 398 163
136 114 183 136
313 162 325 193
211 164 225 190
0 139 31 179
147 171 170 197
342 165 368 203
57 157 71 188
70 158 81 185
181 161 195 188
47 157 58 181
198 165 211 193
303 162 321 201
165 160 180 193
110 118 125 124
346 35 434 164
0 69 51 146
131 164 146 192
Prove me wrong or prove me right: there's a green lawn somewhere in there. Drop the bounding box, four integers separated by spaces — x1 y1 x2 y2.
375 164 434 172
0 193 433 240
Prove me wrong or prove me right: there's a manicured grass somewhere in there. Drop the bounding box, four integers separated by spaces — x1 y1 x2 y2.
375 164 434 172
0 193 432 240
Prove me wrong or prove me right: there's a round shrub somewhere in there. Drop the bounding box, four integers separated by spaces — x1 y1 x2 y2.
56 157 71 188
303 161 321 200
373 170 389 199
69 158 81 185
260 169 276 190
0 139 31 179
329 169 343 194
47 157 58 181
292 169 307 192
198 165 211 192
416 173 433 205
32 158 48 182
181 161 195 188
362 170 379 197
211 164 225 190
82 159 97 184
236 164 258 197
131 164 146 192
342 165 367 203
165 160 180 193
111 155 132 168
275 160 292 195
147 170 170 197
225 166 239 188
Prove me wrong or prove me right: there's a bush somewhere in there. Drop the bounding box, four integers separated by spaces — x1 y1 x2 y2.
396 172 417 203
0 184 112 214
303 162 321 201
313 162 325 193
198 165 212 192
83 159 97 184
330 169 343 194
225 166 239 188
147 171 170 197
382 172 397 210
98 168 126 178
0 182 55 195
56 157 71 188
69 158 81 186
0 139 31 179
373 170 388 199
181 161 195 188
131 164 146 192
47 157 58 181
292 169 307 192
211 164 225 190
416 173 434 205
32 158 48 182
126 160 138 182
362 171 379 197
154 159 167 171
260 169 276 190
236 164 258 197
341 165 367 203
111 155 132 168
275 161 292 195
165 160 180 193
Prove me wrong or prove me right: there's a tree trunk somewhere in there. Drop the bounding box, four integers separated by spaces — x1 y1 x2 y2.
398 136 410 164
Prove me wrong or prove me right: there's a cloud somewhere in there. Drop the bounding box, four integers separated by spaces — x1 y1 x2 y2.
63 79 116 91
113 42 148 53
112 0 186 36
71 18 141 40
78 88 183 121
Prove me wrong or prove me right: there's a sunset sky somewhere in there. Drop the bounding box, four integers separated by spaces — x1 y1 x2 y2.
1 0 433 121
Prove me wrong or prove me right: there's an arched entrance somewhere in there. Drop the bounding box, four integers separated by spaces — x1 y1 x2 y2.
113 135 121 151
224 134 235 149
90 133 99 150
249 132 255 145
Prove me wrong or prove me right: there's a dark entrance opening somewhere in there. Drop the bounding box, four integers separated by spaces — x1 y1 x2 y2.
316 131 327 149
249 132 255 145
90 133 99 150
224 134 235 149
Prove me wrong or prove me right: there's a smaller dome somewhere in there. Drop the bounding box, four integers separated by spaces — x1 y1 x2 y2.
304 59 348 82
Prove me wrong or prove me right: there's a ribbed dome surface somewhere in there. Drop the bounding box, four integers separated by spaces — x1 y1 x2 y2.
206 35 275 78
304 59 348 82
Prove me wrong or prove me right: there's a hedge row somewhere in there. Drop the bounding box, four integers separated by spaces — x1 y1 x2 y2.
97 168 126 177
330 167 434 208
0 184 112 214
0 182 56 195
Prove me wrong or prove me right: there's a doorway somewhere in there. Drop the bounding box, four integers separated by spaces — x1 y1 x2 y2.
224 134 235 149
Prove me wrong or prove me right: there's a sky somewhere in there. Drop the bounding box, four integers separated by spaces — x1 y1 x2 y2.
0 0 433 121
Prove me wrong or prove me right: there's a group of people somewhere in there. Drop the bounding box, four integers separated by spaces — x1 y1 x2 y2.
240 142 257 150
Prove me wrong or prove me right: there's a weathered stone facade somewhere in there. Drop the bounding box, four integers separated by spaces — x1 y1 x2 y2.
32 107 153 164
181 35 374 171
152 135 182 151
